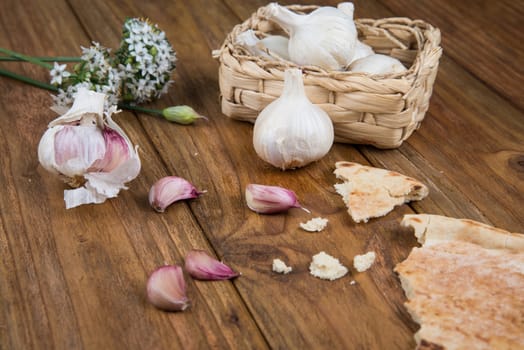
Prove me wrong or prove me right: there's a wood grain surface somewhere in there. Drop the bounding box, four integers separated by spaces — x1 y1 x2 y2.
0 0 522 349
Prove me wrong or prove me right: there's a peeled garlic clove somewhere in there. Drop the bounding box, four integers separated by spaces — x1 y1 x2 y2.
349 54 407 75
37 88 141 209
264 3 357 70
149 176 204 213
185 250 240 280
146 265 190 312
253 68 334 170
245 184 309 214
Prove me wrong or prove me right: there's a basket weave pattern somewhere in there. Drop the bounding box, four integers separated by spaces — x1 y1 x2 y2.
215 4 442 148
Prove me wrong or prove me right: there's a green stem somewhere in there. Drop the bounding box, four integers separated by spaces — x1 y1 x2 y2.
0 48 54 69
0 56 82 62
119 103 163 116
0 67 58 92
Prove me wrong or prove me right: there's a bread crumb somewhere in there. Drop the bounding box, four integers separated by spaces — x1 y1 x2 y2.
272 258 292 274
309 251 348 280
353 251 376 272
300 217 328 232
350 280 356 285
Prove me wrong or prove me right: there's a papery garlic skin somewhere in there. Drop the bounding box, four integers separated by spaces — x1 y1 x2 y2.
265 3 357 70
253 68 334 170
38 88 141 209
185 250 240 280
149 176 204 213
245 184 309 214
146 265 190 312
349 54 407 75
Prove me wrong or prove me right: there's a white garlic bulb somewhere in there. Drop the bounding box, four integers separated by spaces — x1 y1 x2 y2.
236 29 290 60
349 54 407 75
257 35 290 60
349 40 374 65
264 2 357 70
253 68 334 170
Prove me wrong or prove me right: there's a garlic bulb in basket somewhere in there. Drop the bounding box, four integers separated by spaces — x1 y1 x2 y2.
264 2 357 70
236 29 289 60
253 68 334 170
349 54 407 75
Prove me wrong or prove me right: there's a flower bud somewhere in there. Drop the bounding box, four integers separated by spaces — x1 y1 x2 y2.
146 265 190 312
149 176 204 212
245 184 309 214
185 249 240 280
162 105 207 125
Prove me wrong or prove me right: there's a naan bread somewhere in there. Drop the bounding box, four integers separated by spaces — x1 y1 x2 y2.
402 214 524 252
333 161 428 223
396 215 524 350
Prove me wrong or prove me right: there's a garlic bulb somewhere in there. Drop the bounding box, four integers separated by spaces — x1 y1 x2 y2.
349 41 374 65
264 2 357 70
349 54 407 75
38 88 141 209
258 35 290 60
253 68 334 170
236 29 290 60
336 2 375 66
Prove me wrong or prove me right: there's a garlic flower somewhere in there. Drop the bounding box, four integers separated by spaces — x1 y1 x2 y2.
264 2 357 70
253 68 334 170
38 88 141 209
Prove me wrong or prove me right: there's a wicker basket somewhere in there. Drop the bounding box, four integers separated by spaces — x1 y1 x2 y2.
214 4 442 148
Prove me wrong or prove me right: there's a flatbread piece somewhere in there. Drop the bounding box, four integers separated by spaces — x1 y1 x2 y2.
396 215 524 349
333 161 428 223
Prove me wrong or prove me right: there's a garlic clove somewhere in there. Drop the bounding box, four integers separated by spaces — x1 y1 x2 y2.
185 249 240 280
146 265 190 312
253 68 334 170
349 54 407 75
245 184 310 214
149 176 204 213
37 88 141 209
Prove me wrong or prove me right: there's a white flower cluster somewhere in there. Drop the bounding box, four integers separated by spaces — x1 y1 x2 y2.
117 18 177 104
50 18 176 111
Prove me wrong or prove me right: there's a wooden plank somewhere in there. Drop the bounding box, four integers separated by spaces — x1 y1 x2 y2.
376 0 524 111
118 0 420 348
0 0 267 348
1 0 522 349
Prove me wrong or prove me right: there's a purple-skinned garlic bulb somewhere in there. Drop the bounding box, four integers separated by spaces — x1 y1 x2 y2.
149 176 204 212
37 88 141 209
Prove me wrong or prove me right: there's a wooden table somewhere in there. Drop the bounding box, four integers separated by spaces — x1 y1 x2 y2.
1 0 522 349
